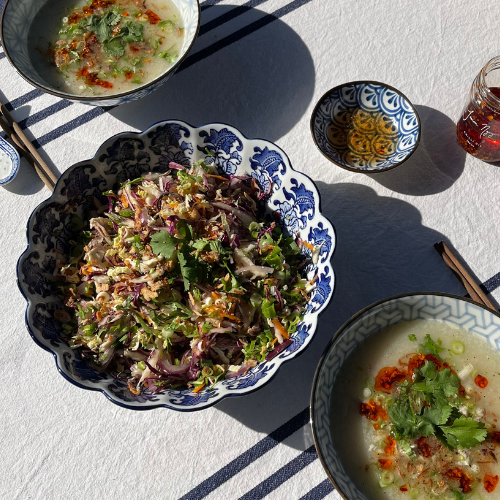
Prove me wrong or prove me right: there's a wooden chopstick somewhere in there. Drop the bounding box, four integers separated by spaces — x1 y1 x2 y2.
434 241 496 311
0 99 58 189
0 116 54 190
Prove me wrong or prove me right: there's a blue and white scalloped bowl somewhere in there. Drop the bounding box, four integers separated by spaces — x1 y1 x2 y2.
17 120 335 411
310 81 421 172
311 292 500 499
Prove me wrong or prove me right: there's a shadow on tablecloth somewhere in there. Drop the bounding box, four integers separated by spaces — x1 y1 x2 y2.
372 105 466 196
109 5 315 143
215 182 465 449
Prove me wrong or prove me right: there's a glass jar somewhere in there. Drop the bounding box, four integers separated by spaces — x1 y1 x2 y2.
457 56 500 162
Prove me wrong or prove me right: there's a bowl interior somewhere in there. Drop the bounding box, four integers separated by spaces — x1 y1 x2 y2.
1 0 199 101
311 293 500 500
18 120 335 410
311 82 420 172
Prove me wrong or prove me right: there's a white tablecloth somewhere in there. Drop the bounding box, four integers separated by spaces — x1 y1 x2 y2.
2 0 500 498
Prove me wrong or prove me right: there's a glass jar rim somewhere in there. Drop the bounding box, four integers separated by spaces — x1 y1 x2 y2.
479 56 500 107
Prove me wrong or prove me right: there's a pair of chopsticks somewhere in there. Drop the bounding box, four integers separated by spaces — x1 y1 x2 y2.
0 98 58 190
434 241 496 311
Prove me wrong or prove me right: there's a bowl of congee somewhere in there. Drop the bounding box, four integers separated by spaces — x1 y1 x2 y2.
311 292 500 500
0 0 200 106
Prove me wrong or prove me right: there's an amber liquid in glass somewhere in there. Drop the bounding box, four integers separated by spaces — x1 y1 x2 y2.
457 87 500 162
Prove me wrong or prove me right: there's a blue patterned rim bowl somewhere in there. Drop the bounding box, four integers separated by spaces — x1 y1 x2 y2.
17 119 336 411
0 136 20 185
310 292 500 499
310 81 421 173
0 0 200 107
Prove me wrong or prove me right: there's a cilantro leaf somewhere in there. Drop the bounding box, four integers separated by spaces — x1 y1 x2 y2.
209 240 224 254
95 18 111 43
119 21 144 43
158 19 176 30
107 10 122 26
434 369 460 397
419 334 445 357
408 333 417 342
412 361 460 399
103 38 125 57
178 252 200 291
150 230 177 258
176 220 193 241
158 50 178 63
440 417 487 449
192 239 209 251
415 417 435 438
422 404 453 426
388 397 416 438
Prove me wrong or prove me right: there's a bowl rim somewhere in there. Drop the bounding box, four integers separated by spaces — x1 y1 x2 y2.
310 290 500 498
0 0 201 102
17 118 337 411
0 135 20 185
309 80 422 174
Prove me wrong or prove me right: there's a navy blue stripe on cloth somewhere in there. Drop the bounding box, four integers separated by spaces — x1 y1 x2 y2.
181 0 313 72
482 271 500 294
298 479 334 500
7 90 44 111
199 0 270 36
33 107 113 148
28 0 312 148
201 0 227 11
178 407 310 500
238 445 318 500
0 52 5 61
18 100 73 130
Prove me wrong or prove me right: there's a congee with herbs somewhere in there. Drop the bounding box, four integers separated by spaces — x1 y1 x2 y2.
330 319 500 500
29 0 185 96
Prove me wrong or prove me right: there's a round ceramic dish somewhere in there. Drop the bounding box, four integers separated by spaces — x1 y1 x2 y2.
0 0 200 107
0 136 20 185
310 292 500 500
17 119 336 411
310 81 421 173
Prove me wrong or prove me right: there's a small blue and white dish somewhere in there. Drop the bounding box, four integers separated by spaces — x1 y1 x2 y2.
17 119 335 411
0 0 200 107
0 136 20 185
310 81 421 173
310 292 500 499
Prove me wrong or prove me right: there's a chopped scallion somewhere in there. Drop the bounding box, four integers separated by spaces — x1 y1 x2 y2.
451 341 465 355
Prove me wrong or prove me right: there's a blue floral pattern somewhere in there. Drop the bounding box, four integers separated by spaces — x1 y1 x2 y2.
308 223 333 264
221 363 274 390
148 123 193 169
18 120 335 411
273 179 315 232
311 82 420 172
250 146 286 193
197 128 243 175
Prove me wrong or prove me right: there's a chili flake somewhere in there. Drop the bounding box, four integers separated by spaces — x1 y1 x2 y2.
360 399 388 421
445 467 473 493
475 374 489 388
484 474 499 493
378 459 392 470
416 436 433 458
374 366 407 393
